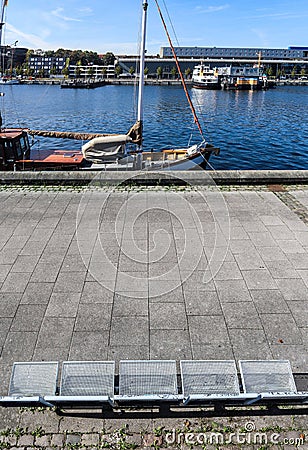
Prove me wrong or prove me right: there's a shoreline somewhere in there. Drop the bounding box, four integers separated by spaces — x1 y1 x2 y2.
14 78 308 86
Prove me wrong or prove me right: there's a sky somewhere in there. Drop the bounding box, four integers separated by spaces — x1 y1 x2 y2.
2 0 308 54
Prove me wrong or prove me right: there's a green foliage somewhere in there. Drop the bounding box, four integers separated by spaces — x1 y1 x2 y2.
115 64 123 76
31 426 45 438
102 52 116 65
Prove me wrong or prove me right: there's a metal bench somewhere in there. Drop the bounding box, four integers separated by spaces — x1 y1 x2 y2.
0 361 59 407
180 360 259 405
0 359 307 409
239 360 308 404
45 361 115 408
116 360 179 403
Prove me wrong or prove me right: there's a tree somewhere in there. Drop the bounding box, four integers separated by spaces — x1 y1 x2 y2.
144 67 149 77
101 67 107 78
171 66 177 79
129 66 135 76
15 66 24 77
102 52 115 66
266 66 274 78
115 65 123 77
87 66 95 78
25 66 34 77
185 67 192 79
50 67 57 76
291 66 297 79
156 66 162 79
25 49 34 63
62 67 69 78
300 68 306 76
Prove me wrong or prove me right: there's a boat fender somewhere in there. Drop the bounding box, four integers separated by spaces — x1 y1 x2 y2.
187 144 198 156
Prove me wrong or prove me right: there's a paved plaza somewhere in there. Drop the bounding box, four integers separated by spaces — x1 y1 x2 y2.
0 183 307 444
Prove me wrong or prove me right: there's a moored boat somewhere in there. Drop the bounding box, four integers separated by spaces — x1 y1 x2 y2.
192 63 220 90
0 0 220 171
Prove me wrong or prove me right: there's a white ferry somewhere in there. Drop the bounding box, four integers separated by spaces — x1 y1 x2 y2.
192 63 220 89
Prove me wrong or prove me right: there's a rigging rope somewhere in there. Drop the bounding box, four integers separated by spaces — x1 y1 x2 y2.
154 0 204 140
161 0 180 47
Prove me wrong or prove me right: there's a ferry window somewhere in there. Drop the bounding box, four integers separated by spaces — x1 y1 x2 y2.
4 141 15 160
20 137 28 153
15 140 22 158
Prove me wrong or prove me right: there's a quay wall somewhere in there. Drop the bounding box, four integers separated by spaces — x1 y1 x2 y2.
2 170 308 186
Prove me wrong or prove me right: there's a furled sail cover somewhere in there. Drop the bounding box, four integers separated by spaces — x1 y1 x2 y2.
82 134 132 163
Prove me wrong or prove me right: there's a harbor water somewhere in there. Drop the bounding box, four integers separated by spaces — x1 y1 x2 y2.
2 83 308 170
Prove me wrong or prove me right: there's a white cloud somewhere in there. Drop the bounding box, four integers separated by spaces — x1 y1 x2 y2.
51 7 82 22
78 7 94 16
6 23 54 49
196 4 230 13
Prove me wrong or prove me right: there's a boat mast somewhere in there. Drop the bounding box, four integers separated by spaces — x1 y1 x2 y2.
137 0 148 151
154 0 204 139
0 0 7 54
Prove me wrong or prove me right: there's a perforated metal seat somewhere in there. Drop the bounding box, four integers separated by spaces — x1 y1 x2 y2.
181 360 240 397
239 360 297 394
118 360 178 401
8 362 59 397
239 360 308 404
44 361 115 409
0 362 59 407
59 361 115 397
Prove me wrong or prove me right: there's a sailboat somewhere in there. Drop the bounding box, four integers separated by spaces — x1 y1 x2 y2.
0 0 219 171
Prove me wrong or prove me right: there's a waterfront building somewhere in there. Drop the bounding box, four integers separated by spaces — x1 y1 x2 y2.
160 46 308 60
117 46 308 79
68 64 115 79
28 55 66 76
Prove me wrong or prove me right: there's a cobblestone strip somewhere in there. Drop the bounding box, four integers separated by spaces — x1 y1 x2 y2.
274 191 308 224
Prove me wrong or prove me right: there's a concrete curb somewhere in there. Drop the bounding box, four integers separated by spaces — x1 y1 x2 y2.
1 170 308 186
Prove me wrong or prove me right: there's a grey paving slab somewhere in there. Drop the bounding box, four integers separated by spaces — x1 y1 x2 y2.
287 252 308 269
45 292 81 317
229 329 273 361
215 279 252 303
184 290 222 315
277 239 306 254
150 329 192 360
0 264 12 283
110 316 149 346
20 282 54 304
286 300 308 328
0 331 38 364
0 272 31 293
112 294 148 316
10 304 46 331
53 270 86 293
191 343 234 360
0 293 22 317
36 317 75 349
221 302 262 329
149 303 187 329
265 260 300 278
250 289 290 314
242 268 278 290
0 318 12 348
80 281 114 303
69 331 109 360
260 313 303 345
75 303 112 332
188 315 229 345
275 278 308 300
